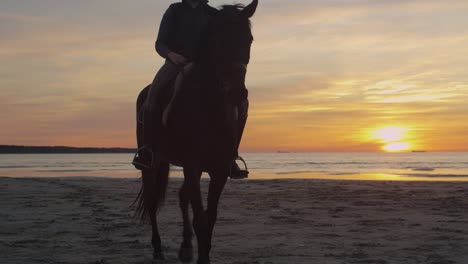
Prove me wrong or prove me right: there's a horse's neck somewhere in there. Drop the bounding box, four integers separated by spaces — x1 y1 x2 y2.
194 59 220 86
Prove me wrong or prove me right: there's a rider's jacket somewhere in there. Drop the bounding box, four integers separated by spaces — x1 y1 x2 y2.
156 0 217 61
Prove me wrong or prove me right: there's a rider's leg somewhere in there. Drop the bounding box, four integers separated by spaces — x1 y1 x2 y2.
230 98 249 179
144 60 180 113
136 85 150 147
235 98 249 156
162 62 195 127
133 61 180 170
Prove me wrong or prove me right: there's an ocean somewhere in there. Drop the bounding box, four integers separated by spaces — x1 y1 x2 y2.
1 152 468 181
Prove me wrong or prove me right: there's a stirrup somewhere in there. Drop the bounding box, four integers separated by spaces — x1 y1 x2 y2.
132 146 154 170
230 156 249 179
236 156 248 171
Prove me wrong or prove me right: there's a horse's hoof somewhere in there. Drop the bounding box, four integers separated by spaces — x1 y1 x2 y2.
196 260 210 264
178 246 193 263
153 250 165 261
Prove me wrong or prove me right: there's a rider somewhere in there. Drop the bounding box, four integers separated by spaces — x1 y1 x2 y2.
133 0 250 179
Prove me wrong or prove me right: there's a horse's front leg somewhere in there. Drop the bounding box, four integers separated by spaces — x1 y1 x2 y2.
183 166 210 264
178 181 194 262
150 212 164 260
206 171 228 256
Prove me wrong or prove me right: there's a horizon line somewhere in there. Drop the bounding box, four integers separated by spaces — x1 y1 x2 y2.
1 145 468 153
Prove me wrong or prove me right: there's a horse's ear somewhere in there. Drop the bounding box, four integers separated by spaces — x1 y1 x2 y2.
242 0 258 18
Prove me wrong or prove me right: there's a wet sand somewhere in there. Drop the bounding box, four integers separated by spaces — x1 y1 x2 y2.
1 176 467 264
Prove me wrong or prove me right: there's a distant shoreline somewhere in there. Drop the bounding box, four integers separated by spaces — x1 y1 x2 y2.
0 145 136 154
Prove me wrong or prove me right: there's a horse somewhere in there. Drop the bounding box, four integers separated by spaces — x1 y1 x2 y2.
134 1 258 263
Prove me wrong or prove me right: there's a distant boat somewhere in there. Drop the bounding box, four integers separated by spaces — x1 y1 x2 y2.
412 150 427 153
277 150 291 153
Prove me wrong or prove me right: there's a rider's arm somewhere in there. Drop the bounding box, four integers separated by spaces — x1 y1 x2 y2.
155 5 175 59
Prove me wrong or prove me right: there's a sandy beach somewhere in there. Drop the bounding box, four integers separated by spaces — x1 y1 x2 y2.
1 176 467 264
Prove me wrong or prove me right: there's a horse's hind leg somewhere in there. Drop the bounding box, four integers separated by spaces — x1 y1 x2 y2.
178 182 194 262
142 166 165 260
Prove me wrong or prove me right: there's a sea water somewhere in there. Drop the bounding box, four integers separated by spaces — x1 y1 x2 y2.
1 152 468 181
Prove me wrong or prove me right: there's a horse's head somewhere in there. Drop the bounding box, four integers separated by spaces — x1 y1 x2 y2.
206 0 258 102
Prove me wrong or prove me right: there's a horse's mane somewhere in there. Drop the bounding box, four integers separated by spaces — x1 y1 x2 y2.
217 4 252 29
220 4 245 12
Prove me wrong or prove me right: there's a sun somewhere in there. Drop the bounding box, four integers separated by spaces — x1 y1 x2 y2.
372 126 411 152
373 127 406 142
383 142 410 152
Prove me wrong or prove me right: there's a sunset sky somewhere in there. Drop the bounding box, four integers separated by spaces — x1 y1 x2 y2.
1 0 468 152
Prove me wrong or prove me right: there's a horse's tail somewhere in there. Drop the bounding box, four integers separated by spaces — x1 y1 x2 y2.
134 162 170 221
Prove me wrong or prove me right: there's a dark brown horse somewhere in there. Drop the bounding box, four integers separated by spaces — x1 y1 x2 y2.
135 1 257 263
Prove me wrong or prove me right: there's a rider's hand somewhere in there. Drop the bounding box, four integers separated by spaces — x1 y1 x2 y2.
167 52 188 65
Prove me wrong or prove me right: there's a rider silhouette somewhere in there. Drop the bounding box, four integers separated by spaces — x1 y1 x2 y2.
133 0 249 179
